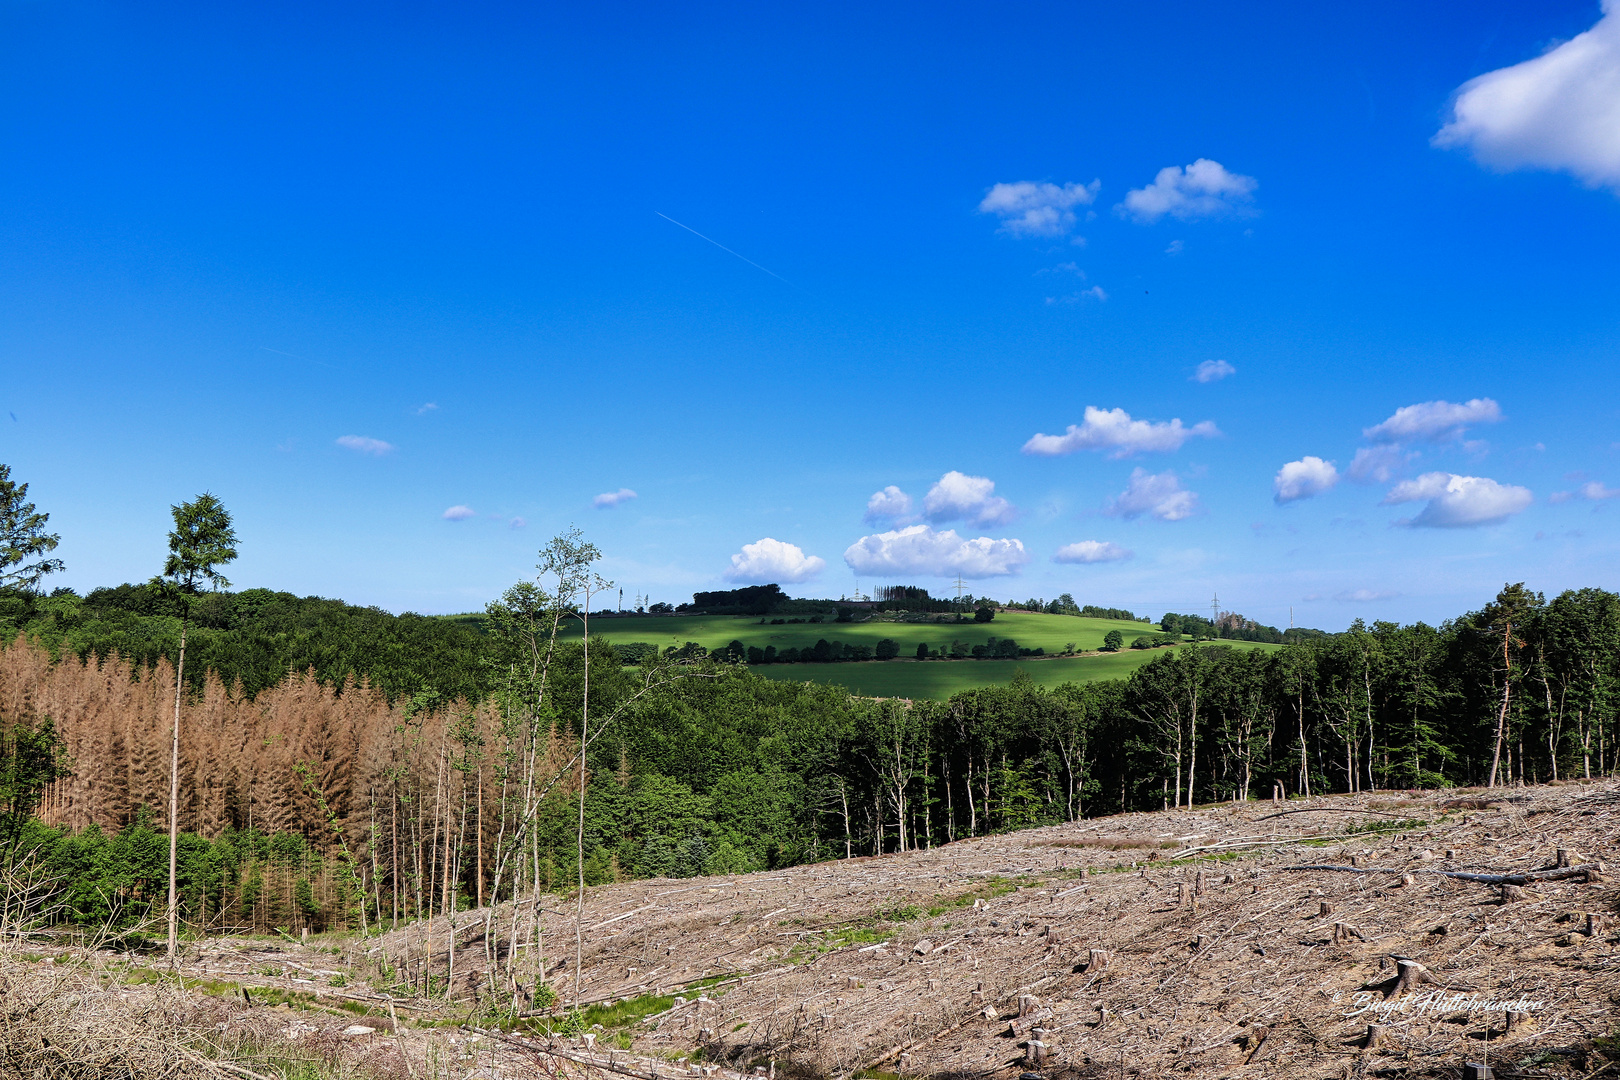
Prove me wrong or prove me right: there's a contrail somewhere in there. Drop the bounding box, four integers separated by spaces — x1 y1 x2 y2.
655 211 798 288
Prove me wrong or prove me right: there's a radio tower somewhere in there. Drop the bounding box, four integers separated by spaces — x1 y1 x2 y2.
1211 592 1220 627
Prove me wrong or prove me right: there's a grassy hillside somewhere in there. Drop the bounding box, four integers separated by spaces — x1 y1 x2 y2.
535 609 1277 699
754 641 1278 698
553 609 1157 654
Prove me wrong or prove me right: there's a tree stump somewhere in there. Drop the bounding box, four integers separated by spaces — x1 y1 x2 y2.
1462 1064 1493 1080
1019 994 1041 1017
1319 901 1333 917
1194 934 1209 953
845 976 859 990
1177 883 1190 907
1222 873 1236 886
1505 1010 1532 1035
1557 847 1576 868
1400 874 1416 888
1350 855 1364 867
1079 867 1089 880
1415 849 1435 862
1195 871 1207 896
1025 1038 1047 1067
1500 885 1529 904
1445 849 1455 859
1364 1023 1391 1050
970 989 984 1005
1087 948 1110 972
898 1053 912 1072
1390 959 1438 997
1584 912 1605 938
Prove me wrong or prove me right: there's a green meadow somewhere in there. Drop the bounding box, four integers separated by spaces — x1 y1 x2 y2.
553 609 1157 655
529 610 1280 700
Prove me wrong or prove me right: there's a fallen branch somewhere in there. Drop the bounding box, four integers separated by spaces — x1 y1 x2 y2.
1254 808 1411 822
1279 863 1600 886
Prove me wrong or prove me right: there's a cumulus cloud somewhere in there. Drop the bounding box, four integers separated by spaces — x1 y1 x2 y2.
921 471 1016 527
864 485 915 524
1022 406 1218 458
442 505 476 521
843 525 1029 579
1107 468 1200 521
978 180 1100 237
1550 480 1620 503
1117 159 1257 223
593 488 638 509
1434 2 1620 192
336 435 395 456
1052 540 1133 564
1335 588 1398 602
724 538 826 584
1382 472 1533 528
1192 360 1235 383
1363 398 1502 443
1274 456 1339 503
1346 445 1408 484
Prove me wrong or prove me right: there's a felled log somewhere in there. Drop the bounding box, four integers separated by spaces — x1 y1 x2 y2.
1281 863 1600 886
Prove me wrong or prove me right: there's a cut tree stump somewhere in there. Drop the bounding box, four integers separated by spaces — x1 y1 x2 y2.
1584 912 1605 937
1390 959 1441 997
1086 949 1110 972
1018 994 1041 1017
1319 901 1333 917
1194 871 1207 896
1364 1023 1392 1050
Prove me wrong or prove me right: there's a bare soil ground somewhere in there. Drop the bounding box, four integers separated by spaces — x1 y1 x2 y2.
7 780 1619 1080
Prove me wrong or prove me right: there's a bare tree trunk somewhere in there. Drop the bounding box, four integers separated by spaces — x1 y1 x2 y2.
574 607 591 1007
1488 624 1511 787
166 614 189 961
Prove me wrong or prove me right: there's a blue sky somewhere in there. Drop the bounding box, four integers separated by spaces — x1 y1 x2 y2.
5 0 1620 628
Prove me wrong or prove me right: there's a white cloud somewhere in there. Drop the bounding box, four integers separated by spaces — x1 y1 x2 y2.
1192 359 1235 383
1045 286 1109 304
1165 239 1185 255
1107 468 1200 521
1550 480 1620 503
442 505 476 521
921 471 1017 527
843 525 1029 579
1273 456 1339 503
1382 472 1533 528
724 537 826 584
1052 540 1133 564
1022 406 1219 458
336 435 394 456
1117 159 1257 223
510 516 527 529
593 488 638 509
864 485 915 524
978 180 1101 237
1434 2 1620 192
1363 398 1502 443
415 402 439 415
1335 588 1398 602
1346 445 1408 484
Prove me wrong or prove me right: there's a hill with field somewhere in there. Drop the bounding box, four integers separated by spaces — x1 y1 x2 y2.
543 609 1277 699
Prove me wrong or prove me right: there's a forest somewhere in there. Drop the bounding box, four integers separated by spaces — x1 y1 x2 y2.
2 562 1617 939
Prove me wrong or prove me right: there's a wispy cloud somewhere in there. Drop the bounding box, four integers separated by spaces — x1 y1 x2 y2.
415 402 439 415
593 488 639 509
336 435 395 456
1052 540 1132 564
1107 468 1200 521
1023 406 1218 458
844 525 1028 578
1273 456 1339 503
978 179 1100 238
1382 472 1533 527
1363 398 1502 443
1550 480 1620 504
1191 360 1235 383
442 505 476 521
1434 2 1620 193
724 538 826 583
510 516 526 529
1346 445 1409 484
1117 159 1257 223
1335 588 1398 602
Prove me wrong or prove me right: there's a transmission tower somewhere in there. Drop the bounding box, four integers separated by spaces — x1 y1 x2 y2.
953 575 968 609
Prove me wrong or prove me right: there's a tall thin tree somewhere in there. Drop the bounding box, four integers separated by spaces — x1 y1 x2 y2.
155 493 238 959
0 463 64 590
